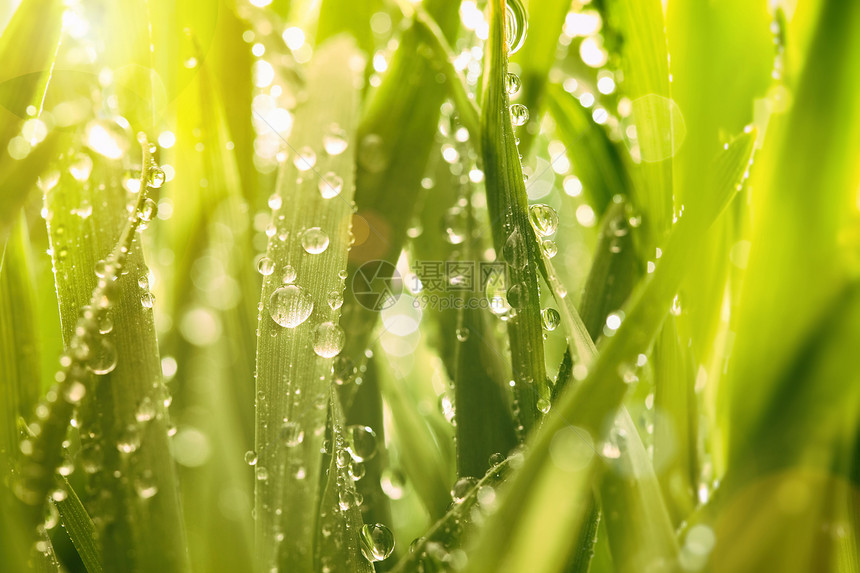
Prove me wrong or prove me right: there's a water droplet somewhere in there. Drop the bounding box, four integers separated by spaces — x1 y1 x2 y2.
140 198 158 223
87 338 117 375
349 461 366 481
69 154 93 182
269 285 314 328
148 165 166 189
257 256 275 276
256 466 269 481
541 308 560 331
439 393 456 424
345 425 377 462
280 421 304 447
505 0 528 55
268 193 282 210
323 124 348 156
537 398 551 414
510 104 529 127
117 425 141 454
319 172 344 199
301 227 330 254
486 269 512 317
135 473 158 499
358 134 387 173
529 204 558 236
456 327 470 342
360 523 395 562
489 452 506 467
542 239 558 258
293 146 317 171
380 468 406 500
451 477 478 503
506 283 524 309
313 322 345 358
327 290 344 310
135 396 156 422
141 292 155 309
244 450 258 466
505 73 521 95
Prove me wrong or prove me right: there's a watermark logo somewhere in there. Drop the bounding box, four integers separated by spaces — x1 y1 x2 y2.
352 260 402 311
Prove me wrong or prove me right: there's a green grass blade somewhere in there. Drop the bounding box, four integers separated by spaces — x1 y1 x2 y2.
481 0 549 433
56 478 103 573
253 36 363 573
462 130 755 573
316 388 374 573
31 137 188 572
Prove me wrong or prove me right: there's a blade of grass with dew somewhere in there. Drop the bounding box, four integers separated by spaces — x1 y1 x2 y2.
461 130 756 573
481 0 548 434
316 388 374 573
253 36 363 573
33 138 188 572
339 0 459 366
538 228 679 573
545 84 633 217
604 0 674 249
55 478 102 573
509 0 571 156
391 457 514 573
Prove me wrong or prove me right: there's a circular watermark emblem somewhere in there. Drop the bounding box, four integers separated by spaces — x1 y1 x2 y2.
351 259 402 311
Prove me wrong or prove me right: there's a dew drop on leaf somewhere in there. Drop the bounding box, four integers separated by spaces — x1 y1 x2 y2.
451 477 478 503
244 450 258 466
510 103 529 127
360 523 395 562
319 172 343 199
280 421 304 447
293 146 317 171
148 165 166 189
345 425 377 462
541 308 560 331
140 198 158 223
505 0 528 55
529 204 559 237
505 73 521 95
323 124 348 156
269 285 314 328
257 256 275 276
301 227 330 254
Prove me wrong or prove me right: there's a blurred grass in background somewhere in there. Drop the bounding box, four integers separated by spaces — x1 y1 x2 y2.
0 0 859 572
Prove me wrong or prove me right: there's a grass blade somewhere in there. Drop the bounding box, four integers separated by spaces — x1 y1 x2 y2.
55 478 103 573
481 0 549 433
253 36 363 573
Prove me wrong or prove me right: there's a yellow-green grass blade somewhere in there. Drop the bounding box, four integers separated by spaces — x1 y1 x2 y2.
481 0 549 434
32 138 188 572
55 478 102 573
253 36 363 573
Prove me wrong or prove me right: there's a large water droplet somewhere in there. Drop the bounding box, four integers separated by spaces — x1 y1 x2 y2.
140 198 158 223
486 269 512 317
505 0 528 55
541 308 560 331
87 338 117 375
323 124 348 156
451 477 478 503
345 425 377 462
505 73 521 95
301 227 329 254
293 147 317 171
529 204 559 236
319 172 343 199
257 256 275 276
510 103 529 127
69 154 93 182
269 285 314 328
313 322 345 358
360 523 395 562
148 165 166 189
